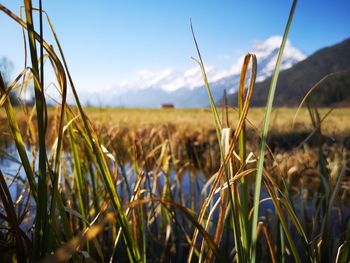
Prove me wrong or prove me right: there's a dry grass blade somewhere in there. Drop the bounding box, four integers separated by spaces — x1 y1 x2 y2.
256 222 276 263
237 53 257 259
42 212 114 263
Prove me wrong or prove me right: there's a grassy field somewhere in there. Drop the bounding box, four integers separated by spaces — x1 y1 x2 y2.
84 107 350 134
0 1 349 262
2 106 350 135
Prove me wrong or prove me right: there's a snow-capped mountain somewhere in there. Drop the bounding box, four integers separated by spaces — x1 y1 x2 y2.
82 36 306 107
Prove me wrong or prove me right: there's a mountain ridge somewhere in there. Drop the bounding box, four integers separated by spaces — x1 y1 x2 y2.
225 37 350 107
81 36 305 107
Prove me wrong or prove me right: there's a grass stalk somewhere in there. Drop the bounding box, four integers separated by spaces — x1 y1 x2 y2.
0 73 37 200
23 0 49 258
251 1 297 261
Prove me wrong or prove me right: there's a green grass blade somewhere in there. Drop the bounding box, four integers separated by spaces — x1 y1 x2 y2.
23 0 49 258
190 22 247 262
0 74 37 200
190 22 222 149
251 1 298 262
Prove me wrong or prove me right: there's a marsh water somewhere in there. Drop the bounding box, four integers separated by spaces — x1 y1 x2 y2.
1 142 349 214
1 142 349 261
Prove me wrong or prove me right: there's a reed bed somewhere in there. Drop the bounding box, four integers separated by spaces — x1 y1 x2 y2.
0 0 349 262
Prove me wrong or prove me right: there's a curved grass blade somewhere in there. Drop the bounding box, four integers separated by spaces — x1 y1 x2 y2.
237 53 257 257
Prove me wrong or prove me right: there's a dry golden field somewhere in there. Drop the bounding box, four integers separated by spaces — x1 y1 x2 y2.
84 107 350 135
2 106 349 135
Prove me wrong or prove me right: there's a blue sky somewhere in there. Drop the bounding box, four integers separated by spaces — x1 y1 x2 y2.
0 0 349 94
